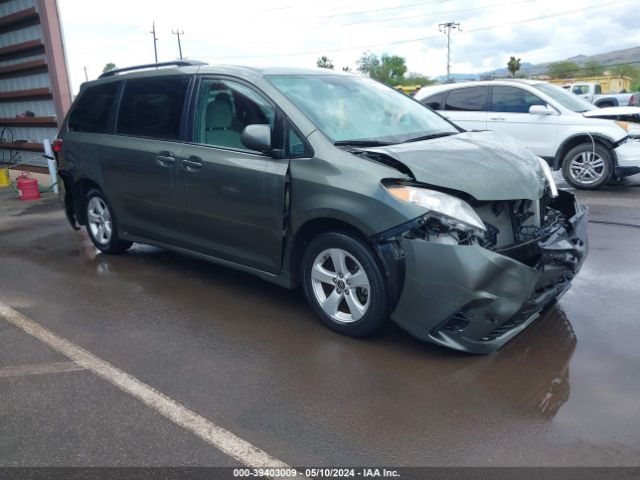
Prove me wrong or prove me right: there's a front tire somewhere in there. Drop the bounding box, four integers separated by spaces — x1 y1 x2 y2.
561 143 613 190
301 232 390 337
85 189 132 254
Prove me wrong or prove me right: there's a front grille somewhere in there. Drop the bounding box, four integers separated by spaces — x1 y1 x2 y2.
440 310 472 333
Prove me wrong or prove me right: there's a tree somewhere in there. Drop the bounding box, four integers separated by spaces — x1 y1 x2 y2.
582 60 604 76
342 66 351 72
316 56 334 69
356 51 408 85
102 62 116 73
546 61 580 79
395 72 435 87
507 56 521 78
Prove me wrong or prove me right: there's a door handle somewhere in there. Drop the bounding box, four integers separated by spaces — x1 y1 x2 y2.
182 156 203 171
156 155 176 167
489 117 505 121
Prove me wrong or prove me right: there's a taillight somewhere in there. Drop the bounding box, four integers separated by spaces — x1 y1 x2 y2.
52 138 63 153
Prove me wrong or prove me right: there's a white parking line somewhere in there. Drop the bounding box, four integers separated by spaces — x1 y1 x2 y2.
0 361 85 378
0 301 297 476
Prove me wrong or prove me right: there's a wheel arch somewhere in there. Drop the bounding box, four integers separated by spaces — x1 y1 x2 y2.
553 133 617 170
70 177 104 226
287 216 405 312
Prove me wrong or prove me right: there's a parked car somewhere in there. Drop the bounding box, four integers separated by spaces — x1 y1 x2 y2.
563 82 639 108
415 79 640 189
55 62 588 354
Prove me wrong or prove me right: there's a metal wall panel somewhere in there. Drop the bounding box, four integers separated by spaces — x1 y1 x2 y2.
0 24 43 48
0 71 50 91
0 0 37 18
0 53 46 68
0 99 56 117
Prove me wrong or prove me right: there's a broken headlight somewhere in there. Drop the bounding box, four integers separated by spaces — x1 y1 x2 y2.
538 157 558 198
385 185 486 234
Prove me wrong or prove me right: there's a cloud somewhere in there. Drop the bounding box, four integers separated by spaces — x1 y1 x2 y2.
58 0 640 93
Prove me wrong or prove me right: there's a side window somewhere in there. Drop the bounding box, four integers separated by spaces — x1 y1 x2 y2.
287 128 310 158
490 86 545 113
444 87 487 111
116 77 189 140
421 91 447 110
68 82 120 133
195 78 276 151
595 84 602 94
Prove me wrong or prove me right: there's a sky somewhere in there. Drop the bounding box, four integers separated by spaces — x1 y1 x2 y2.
57 0 640 94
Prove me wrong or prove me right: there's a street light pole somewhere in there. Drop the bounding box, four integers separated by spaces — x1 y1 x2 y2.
150 21 159 64
172 29 185 60
439 21 461 83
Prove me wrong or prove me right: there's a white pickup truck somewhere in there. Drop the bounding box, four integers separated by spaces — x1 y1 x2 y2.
564 82 640 108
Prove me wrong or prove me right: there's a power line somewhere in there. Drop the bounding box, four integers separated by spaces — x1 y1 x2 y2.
297 0 452 21
210 0 629 60
341 0 535 27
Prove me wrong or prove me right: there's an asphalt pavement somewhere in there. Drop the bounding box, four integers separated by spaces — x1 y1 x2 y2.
0 174 639 473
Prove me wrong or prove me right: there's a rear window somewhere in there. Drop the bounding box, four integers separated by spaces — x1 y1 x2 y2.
421 91 447 110
116 77 190 141
444 87 487 111
68 82 120 133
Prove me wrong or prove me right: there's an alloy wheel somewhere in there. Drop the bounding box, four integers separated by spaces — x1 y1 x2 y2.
87 196 112 245
568 151 605 185
310 248 371 323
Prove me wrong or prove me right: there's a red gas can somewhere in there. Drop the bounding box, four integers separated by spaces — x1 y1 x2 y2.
16 174 41 201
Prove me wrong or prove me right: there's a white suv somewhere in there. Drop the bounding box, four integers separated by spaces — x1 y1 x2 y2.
415 80 640 189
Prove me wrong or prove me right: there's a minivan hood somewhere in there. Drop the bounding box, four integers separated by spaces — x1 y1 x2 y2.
363 131 546 201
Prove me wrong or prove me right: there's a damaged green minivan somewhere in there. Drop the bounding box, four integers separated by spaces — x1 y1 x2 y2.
56 62 588 354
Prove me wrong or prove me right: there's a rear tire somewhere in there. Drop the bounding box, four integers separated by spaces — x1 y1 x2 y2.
85 189 132 254
301 232 390 337
561 143 613 190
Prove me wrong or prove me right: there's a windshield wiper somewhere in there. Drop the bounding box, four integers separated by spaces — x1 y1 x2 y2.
334 139 395 147
401 132 457 143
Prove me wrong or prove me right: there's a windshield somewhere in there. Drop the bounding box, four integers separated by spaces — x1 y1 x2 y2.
535 83 597 113
266 74 458 144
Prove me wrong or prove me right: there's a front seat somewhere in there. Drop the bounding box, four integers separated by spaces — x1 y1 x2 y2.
205 93 244 149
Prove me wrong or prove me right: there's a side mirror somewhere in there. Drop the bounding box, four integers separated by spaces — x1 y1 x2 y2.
529 104 556 115
241 124 271 152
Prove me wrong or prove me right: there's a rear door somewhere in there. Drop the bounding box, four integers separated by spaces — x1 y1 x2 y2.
177 77 289 274
101 76 191 245
486 85 558 157
438 86 488 131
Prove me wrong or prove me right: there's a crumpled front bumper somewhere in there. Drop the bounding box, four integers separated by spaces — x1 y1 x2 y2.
390 190 588 354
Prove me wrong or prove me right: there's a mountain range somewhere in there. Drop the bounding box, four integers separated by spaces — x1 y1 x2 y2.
435 45 640 81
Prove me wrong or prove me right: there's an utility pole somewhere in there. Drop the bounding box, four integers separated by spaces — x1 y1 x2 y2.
83 66 88 81
172 29 184 60
439 21 461 83
150 22 159 64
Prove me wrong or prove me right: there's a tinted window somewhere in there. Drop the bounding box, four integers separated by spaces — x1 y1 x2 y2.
117 77 189 140
444 87 487 111
490 86 546 113
195 78 276 150
68 82 119 133
422 91 447 110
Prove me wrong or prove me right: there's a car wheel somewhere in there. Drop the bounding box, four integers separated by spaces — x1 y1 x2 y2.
301 232 390 337
85 189 132 254
561 143 613 190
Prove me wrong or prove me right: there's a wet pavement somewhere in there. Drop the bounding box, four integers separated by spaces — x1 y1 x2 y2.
0 174 639 468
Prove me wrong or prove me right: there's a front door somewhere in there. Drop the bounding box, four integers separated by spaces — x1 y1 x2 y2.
486 85 558 157
178 77 289 274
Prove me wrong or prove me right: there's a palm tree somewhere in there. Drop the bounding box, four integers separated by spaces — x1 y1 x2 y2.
316 56 334 69
507 57 521 78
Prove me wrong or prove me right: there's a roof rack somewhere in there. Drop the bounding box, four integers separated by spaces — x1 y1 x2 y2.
99 60 207 79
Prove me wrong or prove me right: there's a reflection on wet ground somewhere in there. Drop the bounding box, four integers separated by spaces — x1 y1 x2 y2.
1 188 639 466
